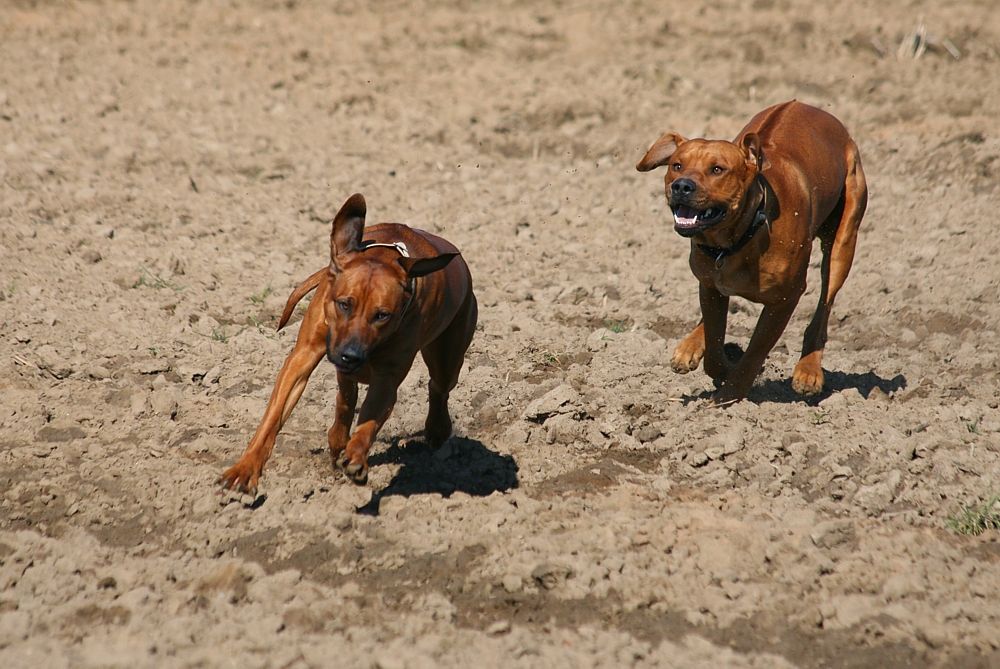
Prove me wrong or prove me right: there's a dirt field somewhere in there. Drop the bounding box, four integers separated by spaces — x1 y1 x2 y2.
2 1 999 667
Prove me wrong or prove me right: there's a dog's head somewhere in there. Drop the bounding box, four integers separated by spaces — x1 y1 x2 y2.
324 194 457 374
637 131 764 239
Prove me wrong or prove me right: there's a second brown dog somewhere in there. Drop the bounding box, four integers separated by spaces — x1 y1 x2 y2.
637 100 867 403
220 193 477 490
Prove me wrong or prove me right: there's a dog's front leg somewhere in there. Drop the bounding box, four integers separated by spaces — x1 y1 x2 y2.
334 374 401 485
713 297 800 404
219 303 328 494
699 283 731 386
327 373 358 459
671 321 706 373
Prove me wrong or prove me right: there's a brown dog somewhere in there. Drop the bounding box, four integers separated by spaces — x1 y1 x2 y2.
637 100 867 403
219 193 477 491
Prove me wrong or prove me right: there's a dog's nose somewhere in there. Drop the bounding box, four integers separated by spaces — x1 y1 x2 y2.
671 178 697 196
336 345 366 368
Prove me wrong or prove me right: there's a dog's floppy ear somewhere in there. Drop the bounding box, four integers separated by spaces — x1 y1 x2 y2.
398 252 459 279
636 132 686 172
330 193 366 271
742 133 765 172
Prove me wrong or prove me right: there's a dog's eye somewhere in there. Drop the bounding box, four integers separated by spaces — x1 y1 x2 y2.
711 165 726 175
336 299 351 314
373 311 391 323
672 162 682 171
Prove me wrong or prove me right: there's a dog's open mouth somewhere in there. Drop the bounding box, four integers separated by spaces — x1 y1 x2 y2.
671 204 727 236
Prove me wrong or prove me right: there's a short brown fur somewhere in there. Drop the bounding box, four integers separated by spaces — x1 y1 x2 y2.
638 101 867 402
220 193 477 491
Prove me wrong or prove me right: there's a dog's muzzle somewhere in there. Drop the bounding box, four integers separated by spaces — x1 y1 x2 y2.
328 339 367 373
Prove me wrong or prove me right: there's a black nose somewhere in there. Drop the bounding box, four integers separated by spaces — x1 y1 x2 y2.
336 344 366 369
671 178 696 196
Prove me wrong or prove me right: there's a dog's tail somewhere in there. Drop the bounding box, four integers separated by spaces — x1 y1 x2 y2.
277 268 327 331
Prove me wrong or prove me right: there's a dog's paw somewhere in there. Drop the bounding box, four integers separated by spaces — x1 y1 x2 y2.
710 376 752 406
218 459 262 496
424 420 452 449
710 388 744 407
671 328 706 373
792 356 823 395
334 452 369 485
671 349 703 374
791 367 824 395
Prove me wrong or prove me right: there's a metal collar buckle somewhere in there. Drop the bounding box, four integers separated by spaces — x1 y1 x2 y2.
361 240 410 258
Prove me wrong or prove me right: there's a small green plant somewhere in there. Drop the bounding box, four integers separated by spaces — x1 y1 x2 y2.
147 346 160 357
526 346 571 372
133 267 180 291
947 495 1000 536
541 352 562 367
196 323 249 344
810 410 831 425
965 420 981 435
247 314 278 339
604 319 629 333
249 285 273 305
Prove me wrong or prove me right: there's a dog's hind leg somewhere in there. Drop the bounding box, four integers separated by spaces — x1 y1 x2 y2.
420 290 478 447
793 141 868 395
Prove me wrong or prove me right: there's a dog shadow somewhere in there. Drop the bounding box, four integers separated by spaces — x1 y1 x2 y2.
356 436 519 516
679 343 907 405
749 369 908 404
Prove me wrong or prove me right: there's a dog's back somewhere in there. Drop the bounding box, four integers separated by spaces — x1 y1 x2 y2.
362 223 474 333
739 100 857 230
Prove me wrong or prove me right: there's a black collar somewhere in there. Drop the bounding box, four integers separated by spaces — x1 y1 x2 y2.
400 277 416 318
696 176 770 269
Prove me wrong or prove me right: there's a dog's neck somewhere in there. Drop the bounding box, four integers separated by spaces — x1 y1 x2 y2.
697 175 770 269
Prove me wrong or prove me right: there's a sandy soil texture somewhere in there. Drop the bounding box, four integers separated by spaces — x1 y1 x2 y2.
2 1 1000 667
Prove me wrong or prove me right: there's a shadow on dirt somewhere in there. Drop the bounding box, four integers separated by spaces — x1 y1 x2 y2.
680 364 907 406
357 436 519 516
750 370 908 404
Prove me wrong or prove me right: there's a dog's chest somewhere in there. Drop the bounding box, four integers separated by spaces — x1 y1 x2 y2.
711 265 753 298
693 255 775 302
